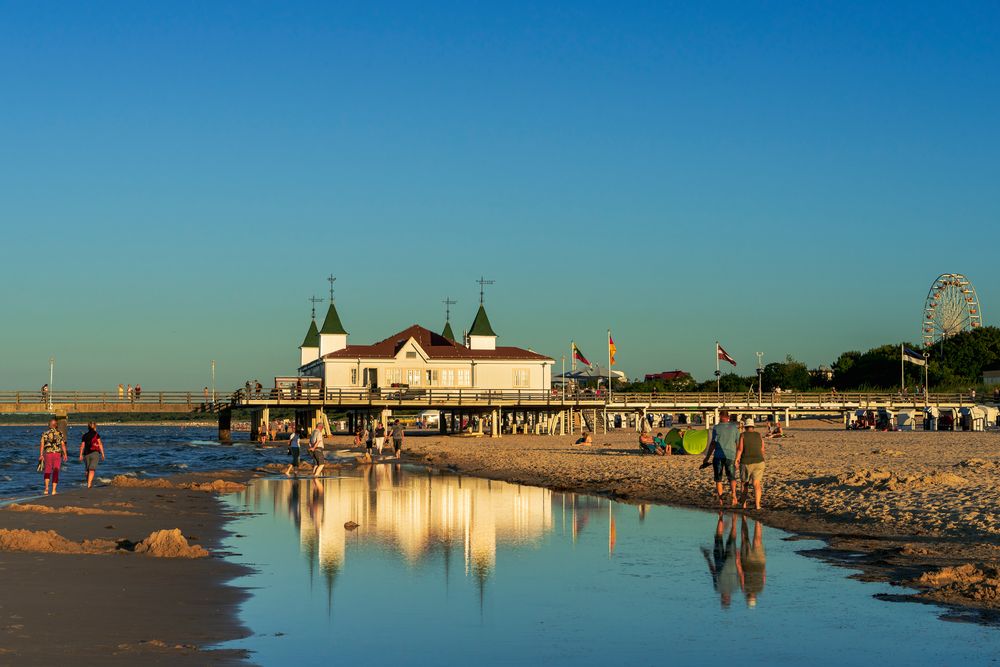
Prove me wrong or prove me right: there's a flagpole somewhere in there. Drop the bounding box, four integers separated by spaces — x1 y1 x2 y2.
899 343 906 396
715 341 721 396
607 329 612 402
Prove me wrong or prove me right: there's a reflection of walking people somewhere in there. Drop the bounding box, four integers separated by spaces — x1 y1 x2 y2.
39 419 68 495
739 517 766 608
79 422 105 488
700 513 741 609
308 423 326 477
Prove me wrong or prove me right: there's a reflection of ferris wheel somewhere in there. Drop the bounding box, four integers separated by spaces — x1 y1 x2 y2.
922 273 983 347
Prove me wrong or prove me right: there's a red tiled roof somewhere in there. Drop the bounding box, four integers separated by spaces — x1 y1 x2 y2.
320 324 552 362
644 371 691 381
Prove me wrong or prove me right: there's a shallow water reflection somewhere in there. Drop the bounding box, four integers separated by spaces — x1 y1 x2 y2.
223 465 1000 666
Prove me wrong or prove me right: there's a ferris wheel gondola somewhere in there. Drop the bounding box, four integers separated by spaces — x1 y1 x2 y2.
922 273 983 348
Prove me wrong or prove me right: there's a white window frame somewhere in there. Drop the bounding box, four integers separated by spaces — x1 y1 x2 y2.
513 368 530 388
456 369 471 387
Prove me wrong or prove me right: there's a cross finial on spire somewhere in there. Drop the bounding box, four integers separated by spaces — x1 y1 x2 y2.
327 274 337 302
308 295 325 319
476 276 495 304
443 297 458 322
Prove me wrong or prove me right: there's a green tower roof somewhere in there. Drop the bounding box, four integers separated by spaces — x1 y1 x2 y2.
468 304 497 337
301 319 320 348
442 320 456 342
320 303 348 335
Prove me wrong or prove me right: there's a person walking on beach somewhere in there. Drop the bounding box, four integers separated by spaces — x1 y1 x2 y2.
285 428 301 476
39 418 68 495
736 418 766 510
700 411 740 507
308 423 326 477
390 419 405 459
374 421 386 456
78 422 106 489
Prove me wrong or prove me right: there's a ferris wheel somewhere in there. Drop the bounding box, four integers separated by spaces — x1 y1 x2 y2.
922 273 983 347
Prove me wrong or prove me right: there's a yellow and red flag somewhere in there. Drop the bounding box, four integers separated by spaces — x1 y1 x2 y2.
608 332 617 367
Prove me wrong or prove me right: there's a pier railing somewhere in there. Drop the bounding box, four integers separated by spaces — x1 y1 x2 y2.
0 390 229 411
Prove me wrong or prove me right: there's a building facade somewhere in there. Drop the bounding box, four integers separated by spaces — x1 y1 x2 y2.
297 302 554 392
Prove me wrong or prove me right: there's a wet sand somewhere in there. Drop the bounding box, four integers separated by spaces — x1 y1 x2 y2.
0 471 254 666
393 421 1000 619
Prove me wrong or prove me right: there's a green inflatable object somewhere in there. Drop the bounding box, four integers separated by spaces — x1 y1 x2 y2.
664 428 684 454
681 429 709 455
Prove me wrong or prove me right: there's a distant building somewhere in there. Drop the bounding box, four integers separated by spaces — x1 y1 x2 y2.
810 365 834 381
644 371 691 383
297 300 554 391
983 370 1000 386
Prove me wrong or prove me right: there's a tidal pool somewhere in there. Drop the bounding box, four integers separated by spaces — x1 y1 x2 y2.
221 465 1000 666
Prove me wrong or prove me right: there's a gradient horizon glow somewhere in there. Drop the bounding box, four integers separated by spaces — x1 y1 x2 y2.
2 2 998 389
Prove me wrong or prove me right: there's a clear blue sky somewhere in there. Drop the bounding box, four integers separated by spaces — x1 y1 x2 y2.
2 1 998 389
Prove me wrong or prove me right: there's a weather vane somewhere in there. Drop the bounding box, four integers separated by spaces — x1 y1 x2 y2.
308 295 325 319
327 274 337 302
476 276 495 304
442 297 457 322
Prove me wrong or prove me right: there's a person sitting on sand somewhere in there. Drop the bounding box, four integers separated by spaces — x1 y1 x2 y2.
576 432 593 446
736 419 765 510
78 421 105 489
308 424 326 477
766 421 784 438
701 410 740 507
39 418 68 495
654 432 672 456
284 428 301 476
639 431 657 454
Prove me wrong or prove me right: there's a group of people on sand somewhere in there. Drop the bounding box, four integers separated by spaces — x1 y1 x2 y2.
700 411 767 510
284 419 407 477
38 418 106 495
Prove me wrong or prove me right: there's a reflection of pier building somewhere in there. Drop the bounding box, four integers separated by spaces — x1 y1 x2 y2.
270 468 553 579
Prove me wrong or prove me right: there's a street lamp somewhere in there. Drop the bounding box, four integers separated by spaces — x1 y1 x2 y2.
755 352 764 404
48 356 54 410
211 360 216 402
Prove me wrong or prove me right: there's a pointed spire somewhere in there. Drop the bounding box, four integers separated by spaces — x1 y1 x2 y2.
468 304 497 337
442 320 456 342
301 319 320 348
442 297 458 342
320 302 347 335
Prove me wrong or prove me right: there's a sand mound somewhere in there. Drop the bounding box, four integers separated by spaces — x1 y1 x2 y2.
182 480 246 493
4 504 138 516
0 529 116 554
956 458 1000 471
133 529 209 558
916 564 1000 605
110 475 176 489
832 469 969 491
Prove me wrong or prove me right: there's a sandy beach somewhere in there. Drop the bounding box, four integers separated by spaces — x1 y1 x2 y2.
0 471 253 666
395 421 1000 618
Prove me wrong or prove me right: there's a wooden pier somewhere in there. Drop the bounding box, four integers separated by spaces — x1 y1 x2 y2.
0 388 986 443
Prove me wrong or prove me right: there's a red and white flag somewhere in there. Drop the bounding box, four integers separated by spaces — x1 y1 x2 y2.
717 343 737 367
